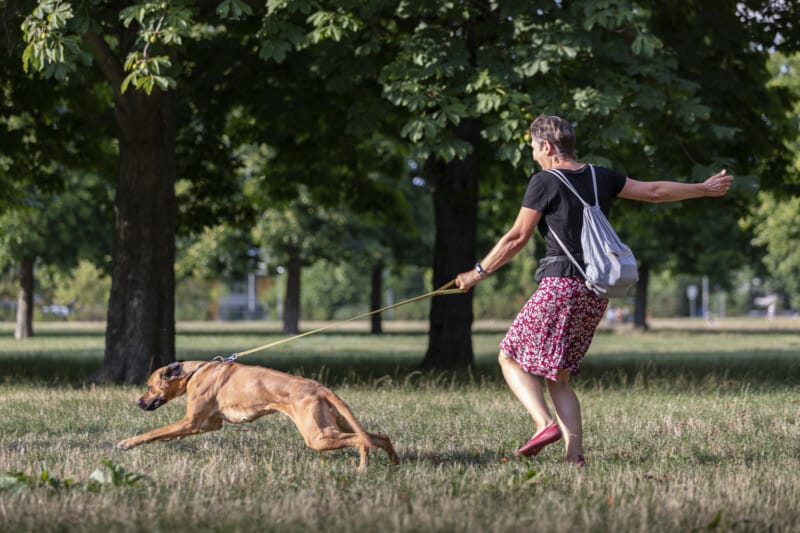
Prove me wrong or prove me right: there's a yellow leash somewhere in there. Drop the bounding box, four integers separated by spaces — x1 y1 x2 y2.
214 280 464 362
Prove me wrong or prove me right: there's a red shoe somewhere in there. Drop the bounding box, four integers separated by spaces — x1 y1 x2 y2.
514 423 562 457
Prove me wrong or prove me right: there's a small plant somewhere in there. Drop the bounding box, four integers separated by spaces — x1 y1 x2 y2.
508 459 544 489
87 459 147 491
0 462 76 494
0 460 146 494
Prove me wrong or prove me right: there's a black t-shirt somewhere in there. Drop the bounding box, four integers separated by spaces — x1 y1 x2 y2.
522 164 627 280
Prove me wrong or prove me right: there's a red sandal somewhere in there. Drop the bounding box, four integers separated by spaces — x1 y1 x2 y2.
514 422 562 457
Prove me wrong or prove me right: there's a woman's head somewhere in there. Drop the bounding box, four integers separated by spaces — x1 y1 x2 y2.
529 115 576 160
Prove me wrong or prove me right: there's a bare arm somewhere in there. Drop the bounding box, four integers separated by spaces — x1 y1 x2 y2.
455 207 542 292
618 169 733 203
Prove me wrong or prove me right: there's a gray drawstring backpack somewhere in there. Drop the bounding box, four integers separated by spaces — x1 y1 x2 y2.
545 165 639 298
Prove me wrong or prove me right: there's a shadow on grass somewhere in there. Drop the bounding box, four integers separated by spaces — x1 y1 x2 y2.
0 350 491 388
0 354 102 386
578 349 800 390
2 330 799 390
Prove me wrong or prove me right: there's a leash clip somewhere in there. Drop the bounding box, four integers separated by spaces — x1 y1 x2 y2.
211 353 239 363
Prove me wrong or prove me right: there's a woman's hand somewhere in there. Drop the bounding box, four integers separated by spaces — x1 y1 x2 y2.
455 268 482 292
702 169 733 197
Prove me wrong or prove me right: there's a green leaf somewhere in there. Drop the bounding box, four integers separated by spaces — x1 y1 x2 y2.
441 99 468 124
475 92 502 113
217 0 252 19
21 45 33 73
153 75 176 90
258 40 292 63
632 33 654 58
400 118 426 143
216 0 232 18
706 509 722 530
0 472 29 495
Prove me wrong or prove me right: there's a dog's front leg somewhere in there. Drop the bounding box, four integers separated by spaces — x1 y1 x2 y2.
116 416 222 450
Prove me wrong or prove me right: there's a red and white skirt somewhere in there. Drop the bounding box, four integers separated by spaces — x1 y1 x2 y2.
499 277 608 381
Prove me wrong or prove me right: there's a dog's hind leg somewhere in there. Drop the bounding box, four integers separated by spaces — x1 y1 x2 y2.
290 399 370 471
298 427 368 471
365 432 399 465
327 408 399 466
295 422 369 471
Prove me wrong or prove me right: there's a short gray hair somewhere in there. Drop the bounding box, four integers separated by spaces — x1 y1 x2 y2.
529 115 576 159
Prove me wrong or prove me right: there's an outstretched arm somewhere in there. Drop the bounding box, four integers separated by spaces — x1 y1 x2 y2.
618 169 733 203
455 207 542 292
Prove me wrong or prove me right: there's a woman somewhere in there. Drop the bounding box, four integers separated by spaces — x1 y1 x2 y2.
455 115 733 466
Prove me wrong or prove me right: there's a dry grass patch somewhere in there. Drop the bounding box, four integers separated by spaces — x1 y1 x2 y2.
1 323 799 531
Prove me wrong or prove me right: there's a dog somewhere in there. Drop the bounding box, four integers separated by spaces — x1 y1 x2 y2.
116 360 399 471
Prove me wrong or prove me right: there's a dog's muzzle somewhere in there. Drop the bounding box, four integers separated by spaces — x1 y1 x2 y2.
138 396 166 411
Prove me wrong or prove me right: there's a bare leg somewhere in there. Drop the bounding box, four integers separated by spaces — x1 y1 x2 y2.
546 369 584 464
498 352 555 432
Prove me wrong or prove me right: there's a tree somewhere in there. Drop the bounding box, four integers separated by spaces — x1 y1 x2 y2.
767 51 800 177
16 0 418 379
263 0 719 367
251 187 406 334
1 0 114 338
616 0 800 328
0 172 113 337
18 1 268 382
741 52 800 310
744 192 800 310
219 57 420 334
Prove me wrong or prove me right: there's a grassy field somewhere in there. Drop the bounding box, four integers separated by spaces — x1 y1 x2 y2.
1 318 799 532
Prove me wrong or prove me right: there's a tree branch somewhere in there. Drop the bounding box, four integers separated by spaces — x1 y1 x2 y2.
82 31 125 100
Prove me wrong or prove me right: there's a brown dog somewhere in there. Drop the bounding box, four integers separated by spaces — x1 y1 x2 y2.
116 360 399 471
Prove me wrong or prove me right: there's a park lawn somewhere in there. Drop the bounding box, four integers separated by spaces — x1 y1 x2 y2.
1 320 799 532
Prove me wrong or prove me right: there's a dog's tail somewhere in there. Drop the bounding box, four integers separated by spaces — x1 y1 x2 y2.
322 389 375 449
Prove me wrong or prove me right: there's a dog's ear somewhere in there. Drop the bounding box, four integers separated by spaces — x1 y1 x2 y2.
161 362 184 380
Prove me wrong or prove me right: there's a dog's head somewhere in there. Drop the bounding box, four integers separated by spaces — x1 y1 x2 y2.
136 361 202 411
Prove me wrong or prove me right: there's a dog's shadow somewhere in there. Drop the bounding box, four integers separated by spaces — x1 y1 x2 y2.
155 438 509 468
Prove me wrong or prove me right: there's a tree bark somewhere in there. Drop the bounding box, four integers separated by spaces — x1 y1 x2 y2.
633 262 650 330
80 28 176 383
14 257 35 339
283 250 301 334
91 87 177 384
421 119 481 369
370 258 383 335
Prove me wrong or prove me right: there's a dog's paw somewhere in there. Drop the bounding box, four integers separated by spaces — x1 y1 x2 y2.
115 439 134 450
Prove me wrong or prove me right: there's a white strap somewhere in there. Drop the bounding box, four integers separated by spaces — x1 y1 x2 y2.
546 164 598 207
541 164 605 294
548 226 589 281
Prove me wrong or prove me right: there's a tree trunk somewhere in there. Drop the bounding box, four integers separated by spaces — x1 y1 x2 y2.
283 250 301 334
421 119 481 369
633 262 650 330
91 88 177 384
370 258 383 335
14 257 35 339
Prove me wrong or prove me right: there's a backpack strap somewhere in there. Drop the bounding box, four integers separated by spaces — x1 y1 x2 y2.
546 164 598 207
540 165 596 287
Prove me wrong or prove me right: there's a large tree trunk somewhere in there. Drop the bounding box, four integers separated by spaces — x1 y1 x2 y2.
283 250 301 334
633 262 650 330
370 258 383 335
421 119 481 369
14 257 34 339
91 87 177 384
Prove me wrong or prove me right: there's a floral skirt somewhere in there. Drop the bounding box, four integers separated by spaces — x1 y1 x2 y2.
499 277 608 381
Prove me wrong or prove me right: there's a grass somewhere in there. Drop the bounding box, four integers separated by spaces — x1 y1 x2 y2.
1 318 799 532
